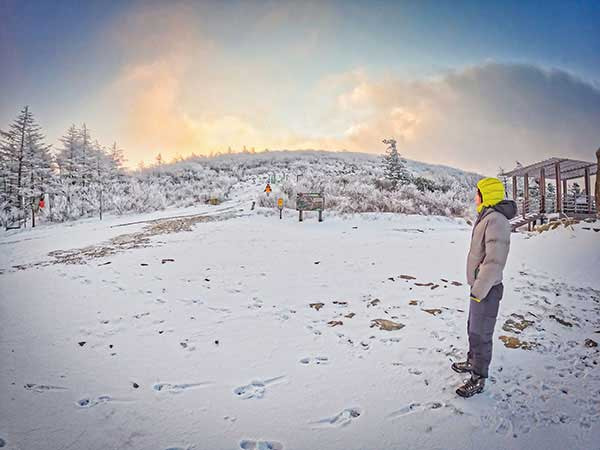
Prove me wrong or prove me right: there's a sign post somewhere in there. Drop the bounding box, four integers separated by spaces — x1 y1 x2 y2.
278 198 283 219
296 192 324 222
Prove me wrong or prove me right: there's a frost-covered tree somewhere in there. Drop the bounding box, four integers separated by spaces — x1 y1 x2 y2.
546 182 556 211
89 141 115 220
77 124 94 188
569 182 581 196
56 125 79 180
109 142 126 174
54 124 118 219
530 178 540 201
382 138 410 189
413 176 439 193
0 106 53 228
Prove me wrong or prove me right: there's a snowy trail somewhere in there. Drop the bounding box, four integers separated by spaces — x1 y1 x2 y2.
0 210 599 450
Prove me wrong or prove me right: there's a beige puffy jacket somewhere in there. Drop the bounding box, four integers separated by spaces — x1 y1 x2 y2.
467 200 517 300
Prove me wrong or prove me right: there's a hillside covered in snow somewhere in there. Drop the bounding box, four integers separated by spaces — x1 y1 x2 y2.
3 146 482 230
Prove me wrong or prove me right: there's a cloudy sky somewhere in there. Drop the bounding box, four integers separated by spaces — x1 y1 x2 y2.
1 0 599 174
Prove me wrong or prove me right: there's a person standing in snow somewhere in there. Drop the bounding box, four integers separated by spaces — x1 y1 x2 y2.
453 177 517 398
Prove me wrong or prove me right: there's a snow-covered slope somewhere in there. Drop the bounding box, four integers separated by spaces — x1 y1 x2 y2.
18 150 482 227
0 202 598 450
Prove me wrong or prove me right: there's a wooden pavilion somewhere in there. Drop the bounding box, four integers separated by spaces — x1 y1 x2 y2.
500 152 599 231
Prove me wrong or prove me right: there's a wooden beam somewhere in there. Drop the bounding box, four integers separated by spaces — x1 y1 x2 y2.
512 176 517 201
502 157 563 178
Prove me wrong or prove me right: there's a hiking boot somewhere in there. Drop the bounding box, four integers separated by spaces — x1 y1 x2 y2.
451 360 473 374
456 374 486 398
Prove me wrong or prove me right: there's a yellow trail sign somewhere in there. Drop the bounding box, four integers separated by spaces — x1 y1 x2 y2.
278 198 283 209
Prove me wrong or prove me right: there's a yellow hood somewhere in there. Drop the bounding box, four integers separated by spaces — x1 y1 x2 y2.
477 177 505 213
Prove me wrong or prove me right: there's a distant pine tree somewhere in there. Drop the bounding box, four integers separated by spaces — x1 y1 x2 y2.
382 138 410 189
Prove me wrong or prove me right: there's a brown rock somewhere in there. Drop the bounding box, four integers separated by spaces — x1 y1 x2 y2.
502 314 534 334
370 319 405 331
499 335 536 350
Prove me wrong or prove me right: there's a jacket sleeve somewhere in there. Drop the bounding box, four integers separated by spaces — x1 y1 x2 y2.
470 215 510 300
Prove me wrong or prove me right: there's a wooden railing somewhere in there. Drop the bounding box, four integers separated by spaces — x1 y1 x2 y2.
515 194 596 217
517 197 541 219
562 193 596 214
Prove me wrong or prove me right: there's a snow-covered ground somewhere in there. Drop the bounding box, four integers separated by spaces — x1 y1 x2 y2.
1 196 599 450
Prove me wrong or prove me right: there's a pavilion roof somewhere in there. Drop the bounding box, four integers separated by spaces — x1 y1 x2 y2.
501 157 597 181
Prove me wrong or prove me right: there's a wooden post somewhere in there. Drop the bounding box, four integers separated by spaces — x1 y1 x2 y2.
555 162 562 214
596 148 600 216
524 173 529 215
299 210 303 222
540 167 546 213
318 210 323 222
523 174 530 230
584 167 591 214
512 176 517 201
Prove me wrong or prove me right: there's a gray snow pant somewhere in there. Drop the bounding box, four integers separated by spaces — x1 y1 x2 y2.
467 283 503 378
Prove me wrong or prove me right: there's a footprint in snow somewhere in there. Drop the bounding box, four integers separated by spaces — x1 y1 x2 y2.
240 440 283 450
299 356 329 365
310 407 362 428
77 395 115 408
233 376 287 400
380 336 402 345
387 402 421 419
305 324 322 336
24 383 67 393
153 382 211 393
495 418 511 435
